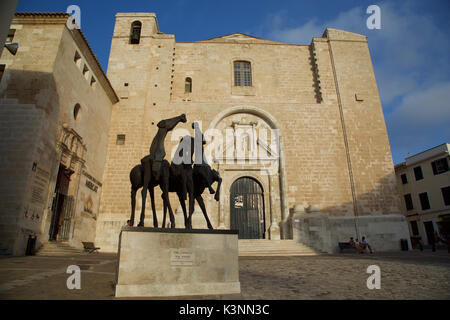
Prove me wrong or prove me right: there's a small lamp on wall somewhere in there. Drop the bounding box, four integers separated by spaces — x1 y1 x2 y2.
4 42 18 55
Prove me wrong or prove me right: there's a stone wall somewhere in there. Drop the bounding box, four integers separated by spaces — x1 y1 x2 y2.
0 18 64 255
0 14 116 255
0 99 46 255
292 207 411 253
51 26 115 249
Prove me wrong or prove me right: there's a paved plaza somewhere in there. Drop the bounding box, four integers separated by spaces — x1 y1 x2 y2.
0 250 449 300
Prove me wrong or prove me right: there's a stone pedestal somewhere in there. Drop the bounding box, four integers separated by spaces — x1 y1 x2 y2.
115 227 240 298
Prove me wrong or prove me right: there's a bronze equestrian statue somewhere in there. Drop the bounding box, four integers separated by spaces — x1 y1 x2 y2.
129 116 222 230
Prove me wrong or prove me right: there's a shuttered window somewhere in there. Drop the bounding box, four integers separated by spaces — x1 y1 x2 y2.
414 166 423 181
419 192 430 210
404 194 413 211
442 186 450 206
431 158 449 175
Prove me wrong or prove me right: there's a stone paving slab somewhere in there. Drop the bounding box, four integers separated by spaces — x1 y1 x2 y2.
0 251 449 300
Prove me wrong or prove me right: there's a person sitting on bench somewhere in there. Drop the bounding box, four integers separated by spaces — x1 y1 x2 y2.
360 236 373 253
354 238 365 254
349 237 355 247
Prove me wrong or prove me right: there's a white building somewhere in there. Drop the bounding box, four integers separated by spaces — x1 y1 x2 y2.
395 143 450 245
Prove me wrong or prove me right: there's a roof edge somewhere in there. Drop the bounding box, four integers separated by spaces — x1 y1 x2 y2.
72 28 119 103
15 12 70 17
323 28 367 42
13 12 119 103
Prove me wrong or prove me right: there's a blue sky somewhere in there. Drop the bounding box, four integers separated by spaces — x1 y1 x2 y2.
16 0 450 165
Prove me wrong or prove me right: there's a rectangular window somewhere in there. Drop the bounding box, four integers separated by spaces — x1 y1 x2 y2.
116 134 125 145
234 61 252 87
431 157 449 175
442 186 450 206
410 221 419 236
414 166 423 181
185 77 192 93
0 65 5 83
404 194 414 211
419 192 430 210
401 173 408 184
6 29 15 43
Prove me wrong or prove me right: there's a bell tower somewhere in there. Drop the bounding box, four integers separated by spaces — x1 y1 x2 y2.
97 13 177 251
107 13 159 107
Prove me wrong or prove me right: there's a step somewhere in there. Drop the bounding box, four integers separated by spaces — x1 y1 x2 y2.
36 251 84 256
0 98 19 105
35 242 84 256
238 240 318 257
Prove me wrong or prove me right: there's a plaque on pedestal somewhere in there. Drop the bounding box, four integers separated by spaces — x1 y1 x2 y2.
115 227 240 298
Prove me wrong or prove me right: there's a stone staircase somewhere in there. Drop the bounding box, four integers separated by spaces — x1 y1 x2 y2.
238 239 319 257
35 240 319 257
35 241 84 256
0 98 20 105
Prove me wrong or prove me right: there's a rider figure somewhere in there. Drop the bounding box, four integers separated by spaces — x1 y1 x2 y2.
192 122 215 194
142 114 186 183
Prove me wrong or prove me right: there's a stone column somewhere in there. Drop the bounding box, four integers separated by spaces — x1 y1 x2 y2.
217 167 226 230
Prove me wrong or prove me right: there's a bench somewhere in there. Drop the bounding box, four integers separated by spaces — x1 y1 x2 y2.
338 242 355 253
82 242 100 253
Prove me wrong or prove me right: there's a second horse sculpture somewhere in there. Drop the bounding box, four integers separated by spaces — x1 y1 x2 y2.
162 134 222 229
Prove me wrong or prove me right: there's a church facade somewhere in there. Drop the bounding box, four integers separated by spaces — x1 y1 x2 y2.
0 12 410 256
95 13 409 253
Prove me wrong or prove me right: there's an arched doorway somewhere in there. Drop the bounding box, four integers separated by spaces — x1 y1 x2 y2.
210 106 287 240
230 177 265 239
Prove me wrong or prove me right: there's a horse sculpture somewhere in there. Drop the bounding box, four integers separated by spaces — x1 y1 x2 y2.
190 164 222 229
129 159 175 228
161 124 222 229
130 114 186 227
163 133 198 229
